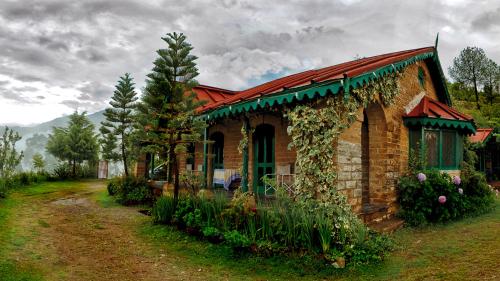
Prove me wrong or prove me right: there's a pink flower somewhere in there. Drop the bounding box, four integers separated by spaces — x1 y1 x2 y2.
458 188 464 195
438 196 447 204
452 176 461 185
417 173 426 182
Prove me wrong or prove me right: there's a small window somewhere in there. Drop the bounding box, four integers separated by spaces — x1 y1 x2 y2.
409 127 463 170
418 67 425 88
424 130 439 168
442 131 456 168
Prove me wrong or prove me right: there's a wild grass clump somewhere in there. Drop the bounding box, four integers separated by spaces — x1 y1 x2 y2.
0 172 50 198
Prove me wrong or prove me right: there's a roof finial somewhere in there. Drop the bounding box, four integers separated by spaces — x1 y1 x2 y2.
435 32 439 49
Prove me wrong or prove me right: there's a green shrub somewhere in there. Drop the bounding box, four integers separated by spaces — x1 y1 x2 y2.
107 176 153 205
107 180 119 196
224 230 251 250
202 226 223 243
398 169 495 226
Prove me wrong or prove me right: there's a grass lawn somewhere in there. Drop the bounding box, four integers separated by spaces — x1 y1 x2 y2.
0 181 88 281
0 180 498 280
139 197 500 281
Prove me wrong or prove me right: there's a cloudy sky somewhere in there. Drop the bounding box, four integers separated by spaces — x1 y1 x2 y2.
0 0 499 126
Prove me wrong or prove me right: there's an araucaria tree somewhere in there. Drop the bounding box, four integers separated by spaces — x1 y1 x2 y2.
100 73 138 176
46 111 99 177
0 127 23 178
137 32 206 203
449 46 488 109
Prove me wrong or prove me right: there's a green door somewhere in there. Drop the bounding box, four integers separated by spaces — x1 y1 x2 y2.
253 124 275 195
211 132 224 169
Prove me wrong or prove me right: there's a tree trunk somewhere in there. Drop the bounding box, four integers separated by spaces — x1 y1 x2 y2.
121 133 128 177
473 78 481 110
173 152 180 206
72 159 76 177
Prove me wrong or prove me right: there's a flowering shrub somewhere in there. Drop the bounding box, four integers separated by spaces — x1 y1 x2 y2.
398 169 495 226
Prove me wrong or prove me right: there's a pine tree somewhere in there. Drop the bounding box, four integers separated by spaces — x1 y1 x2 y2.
449 47 488 110
46 111 99 177
100 73 138 176
137 32 206 204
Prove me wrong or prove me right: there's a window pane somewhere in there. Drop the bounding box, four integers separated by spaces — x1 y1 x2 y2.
409 128 421 156
424 130 439 168
442 131 456 167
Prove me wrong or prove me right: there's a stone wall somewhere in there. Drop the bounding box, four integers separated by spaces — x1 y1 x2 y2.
336 61 441 217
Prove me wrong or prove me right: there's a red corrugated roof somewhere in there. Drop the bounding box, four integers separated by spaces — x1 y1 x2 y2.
196 46 436 112
193 84 236 107
404 96 473 121
469 128 494 143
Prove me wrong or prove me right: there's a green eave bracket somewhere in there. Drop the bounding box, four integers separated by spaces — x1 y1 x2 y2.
404 117 476 134
200 50 448 121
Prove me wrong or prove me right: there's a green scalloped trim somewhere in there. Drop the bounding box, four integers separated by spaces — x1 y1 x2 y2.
200 51 449 121
403 117 476 134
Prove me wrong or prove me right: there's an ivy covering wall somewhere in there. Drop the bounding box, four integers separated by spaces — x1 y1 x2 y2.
284 71 401 221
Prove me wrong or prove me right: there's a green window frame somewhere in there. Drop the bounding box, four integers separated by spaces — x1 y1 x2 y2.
408 127 463 170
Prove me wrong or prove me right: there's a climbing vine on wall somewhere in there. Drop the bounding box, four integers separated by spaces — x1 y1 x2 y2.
237 121 254 154
352 71 402 107
285 71 401 220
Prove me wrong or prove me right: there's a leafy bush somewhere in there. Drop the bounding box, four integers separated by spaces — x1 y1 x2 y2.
224 230 251 250
398 169 495 226
107 176 154 205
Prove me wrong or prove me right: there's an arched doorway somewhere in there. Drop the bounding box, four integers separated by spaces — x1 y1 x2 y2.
361 102 388 206
210 132 224 169
253 124 275 194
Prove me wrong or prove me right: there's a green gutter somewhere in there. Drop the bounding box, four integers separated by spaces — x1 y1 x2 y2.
403 117 476 134
200 51 449 121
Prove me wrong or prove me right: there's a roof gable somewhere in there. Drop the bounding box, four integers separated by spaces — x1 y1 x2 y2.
469 128 494 143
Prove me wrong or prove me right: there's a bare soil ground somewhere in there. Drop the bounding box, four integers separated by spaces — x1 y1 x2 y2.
3 181 209 281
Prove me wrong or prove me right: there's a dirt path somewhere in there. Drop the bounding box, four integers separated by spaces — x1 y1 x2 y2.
6 181 210 281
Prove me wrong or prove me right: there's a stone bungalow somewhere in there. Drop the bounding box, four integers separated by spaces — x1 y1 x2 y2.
136 46 476 222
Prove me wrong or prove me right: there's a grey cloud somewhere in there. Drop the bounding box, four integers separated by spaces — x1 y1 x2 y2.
471 8 500 31
76 48 108 62
0 88 39 104
0 0 499 123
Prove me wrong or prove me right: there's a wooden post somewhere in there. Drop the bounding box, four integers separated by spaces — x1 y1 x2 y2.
241 116 250 192
203 127 208 188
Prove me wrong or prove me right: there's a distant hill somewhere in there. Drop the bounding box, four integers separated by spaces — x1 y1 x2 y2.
2 110 105 152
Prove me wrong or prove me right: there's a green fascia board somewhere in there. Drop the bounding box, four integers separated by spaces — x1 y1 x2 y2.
403 117 476 134
200 50 449 121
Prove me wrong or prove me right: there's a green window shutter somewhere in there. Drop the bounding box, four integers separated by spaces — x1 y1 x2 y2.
441 130 457 168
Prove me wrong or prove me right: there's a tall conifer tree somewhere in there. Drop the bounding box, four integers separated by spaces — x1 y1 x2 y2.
137 32 206 204
100 73 138 176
